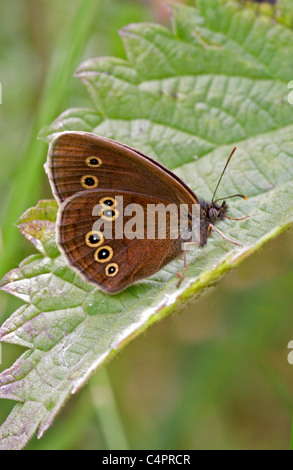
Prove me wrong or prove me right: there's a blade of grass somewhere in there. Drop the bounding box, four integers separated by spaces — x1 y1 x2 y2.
0 0 102 279
90 368 129 450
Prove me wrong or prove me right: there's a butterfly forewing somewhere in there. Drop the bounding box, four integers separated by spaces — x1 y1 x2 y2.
46 132 198 208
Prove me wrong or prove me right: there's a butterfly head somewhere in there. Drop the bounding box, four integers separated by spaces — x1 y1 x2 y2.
208 200 228 222
199 200 228 225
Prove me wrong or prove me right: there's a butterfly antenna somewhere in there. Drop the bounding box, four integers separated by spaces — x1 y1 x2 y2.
211 147 237 203
213 194 247 204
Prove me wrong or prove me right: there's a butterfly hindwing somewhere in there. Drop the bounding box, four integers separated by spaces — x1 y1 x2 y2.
58 189 184 293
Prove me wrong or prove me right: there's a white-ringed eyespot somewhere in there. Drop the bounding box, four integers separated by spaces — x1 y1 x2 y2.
100 207 119 221
85 231 104 248
94 246 113 263
105 263 119 277
99 196 117 208
85 156 102 168
80 175 99 189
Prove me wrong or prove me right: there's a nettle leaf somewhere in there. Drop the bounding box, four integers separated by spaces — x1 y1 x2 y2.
1 0 293 449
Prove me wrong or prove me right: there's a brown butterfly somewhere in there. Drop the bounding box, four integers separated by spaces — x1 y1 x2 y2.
45 132 247 294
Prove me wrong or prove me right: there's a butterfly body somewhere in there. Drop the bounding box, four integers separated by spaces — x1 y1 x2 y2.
46 132 244 293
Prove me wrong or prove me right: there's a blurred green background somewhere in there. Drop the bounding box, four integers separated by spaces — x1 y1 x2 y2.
0 0 292 450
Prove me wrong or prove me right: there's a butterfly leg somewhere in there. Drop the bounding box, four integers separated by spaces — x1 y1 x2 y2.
209 223 243 247
176 246 187 288
176 242 198 288
224 215 249 221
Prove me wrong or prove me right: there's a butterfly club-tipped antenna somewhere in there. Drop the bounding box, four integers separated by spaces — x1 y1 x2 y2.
211 147 247 205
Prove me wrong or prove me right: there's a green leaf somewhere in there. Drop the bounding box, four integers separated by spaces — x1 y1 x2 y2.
1 0 293 449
